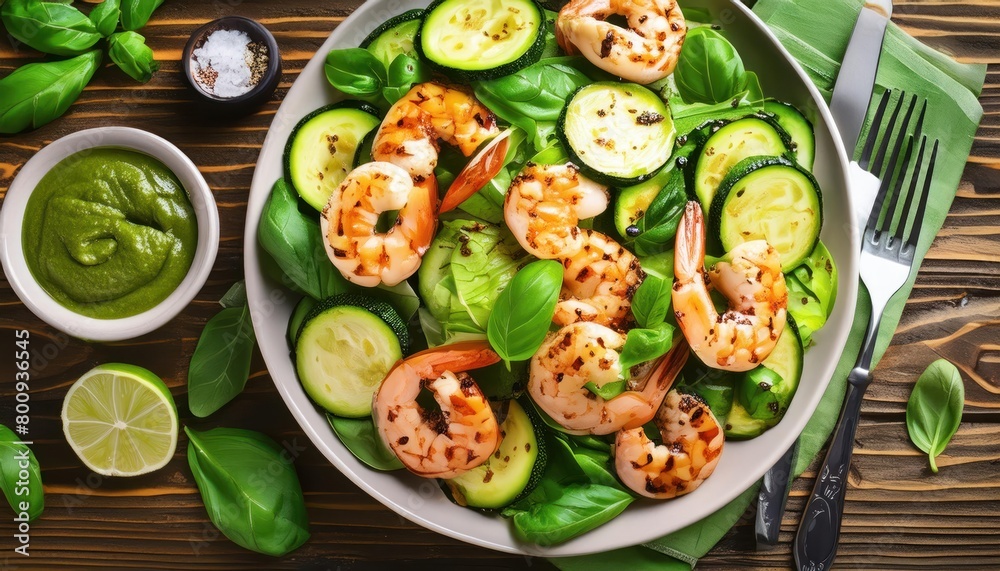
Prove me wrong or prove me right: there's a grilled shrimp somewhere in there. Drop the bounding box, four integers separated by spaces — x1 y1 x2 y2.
321 161 436 287
504 162 609 259
373 341 502 478
528 322 688 435
556 0 687 84
614 390 724 499
672 201 787 371
554 229 644 329
372 82 500 181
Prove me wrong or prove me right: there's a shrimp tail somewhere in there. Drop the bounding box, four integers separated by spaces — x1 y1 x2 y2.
673 201 705 284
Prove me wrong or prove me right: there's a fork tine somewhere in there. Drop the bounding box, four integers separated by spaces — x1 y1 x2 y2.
858 90 892 169
894 136 927 243
865 95 919 233
871 93 917 178
881 135 916 241
905 138 939 249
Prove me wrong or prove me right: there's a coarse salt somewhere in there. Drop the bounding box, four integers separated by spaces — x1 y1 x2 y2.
192 29 269 98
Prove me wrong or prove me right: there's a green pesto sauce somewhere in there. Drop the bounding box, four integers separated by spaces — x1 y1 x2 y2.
22 148 198 319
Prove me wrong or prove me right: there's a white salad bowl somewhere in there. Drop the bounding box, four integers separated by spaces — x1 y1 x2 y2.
0 127 220 342
244 0 858 556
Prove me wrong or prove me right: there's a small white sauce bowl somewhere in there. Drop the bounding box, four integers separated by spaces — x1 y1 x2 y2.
0 127 220 342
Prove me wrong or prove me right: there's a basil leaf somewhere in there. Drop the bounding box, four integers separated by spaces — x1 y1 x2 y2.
108 30 158 82
474 57 590 122
784 274 822 348
119 0 162 31
88 0 119 37
737 365 783 421
790 241 838 318
505 483 634 546
187 304 256 418
327 414 403 471
674 27 746 105
257 178 352 300
630 274 672 328
618 323 674 372
1 0 101 55
583 380 627 401
324 48 386 98
487 260 563 366
185 427 310 556
0 425 43 521
382 54 429 105
0 49 101 134
906 359 965 473
630 169 687 256
219 280 247 309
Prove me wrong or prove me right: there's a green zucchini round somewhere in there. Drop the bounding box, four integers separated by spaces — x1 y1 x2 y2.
709 155 822 272
559 82 676 186
360 9 425 69
283 101 382 211
763 100 815 170
415 0 546 81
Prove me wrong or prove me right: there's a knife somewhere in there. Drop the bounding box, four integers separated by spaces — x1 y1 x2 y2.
753 0 893 553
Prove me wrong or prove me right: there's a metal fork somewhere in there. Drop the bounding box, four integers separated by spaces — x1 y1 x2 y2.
793 90 940 571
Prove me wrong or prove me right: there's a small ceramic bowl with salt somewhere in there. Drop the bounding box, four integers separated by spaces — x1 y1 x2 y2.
183 16 281 114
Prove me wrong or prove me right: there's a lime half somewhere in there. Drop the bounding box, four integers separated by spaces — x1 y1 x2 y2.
62 363 179 477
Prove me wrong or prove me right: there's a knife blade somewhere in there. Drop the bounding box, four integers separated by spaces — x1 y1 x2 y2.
830 0 894 152
754 0 893 553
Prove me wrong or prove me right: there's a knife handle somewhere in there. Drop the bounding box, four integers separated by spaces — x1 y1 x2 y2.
793 371 870 570
755 443 796 548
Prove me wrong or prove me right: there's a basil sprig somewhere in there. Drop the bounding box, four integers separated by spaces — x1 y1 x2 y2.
186 427 310 556
1 0 101 56
0 50 101 134
906 359 965 473
89 0 120 37
187 282 257 418
119 0 162 31
108 31 158 83
487 260 563 367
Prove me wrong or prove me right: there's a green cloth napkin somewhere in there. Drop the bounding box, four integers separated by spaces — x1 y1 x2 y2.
552 1 986 569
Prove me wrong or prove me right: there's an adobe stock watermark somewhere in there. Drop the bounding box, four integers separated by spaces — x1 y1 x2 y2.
11 330 33 557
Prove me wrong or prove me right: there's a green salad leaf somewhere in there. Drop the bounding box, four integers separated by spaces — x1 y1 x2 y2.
618 323 675 373
487 260 563 366
258 178 352 300
906 359 965 473
674 27 746 105
327 414 403 471
324 48 386 98
628 169 687 256
2 0 101 55
630 274 672 328
382 54 430 105
785 241 838 346
108 30 158 82
737 366 783 421
0 50 101 134
185 427 310 556
0 425 43 522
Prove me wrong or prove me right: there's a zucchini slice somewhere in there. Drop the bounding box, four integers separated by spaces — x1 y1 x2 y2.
417 0 546 81
725 317 803 439
710 155 822 272
444 400 544 509
284 101 382 211
295 293 408 418
764 100 815 170
693 116 791 211
360 9 424 69
286 296 317 347
560 82 675 186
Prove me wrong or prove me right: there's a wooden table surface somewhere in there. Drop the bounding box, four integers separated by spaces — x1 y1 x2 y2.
1 0 997 568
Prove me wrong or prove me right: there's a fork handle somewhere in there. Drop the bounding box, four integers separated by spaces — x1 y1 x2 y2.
793 367 872 571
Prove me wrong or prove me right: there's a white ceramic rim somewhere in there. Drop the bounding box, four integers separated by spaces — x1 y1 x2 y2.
244 0 859 556
0 127 220 342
